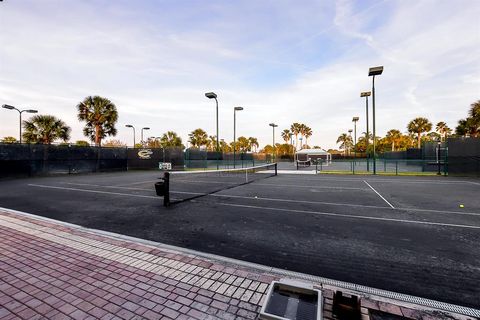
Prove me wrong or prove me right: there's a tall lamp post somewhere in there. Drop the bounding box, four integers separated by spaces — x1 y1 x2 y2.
233 107 244 168
141 127 150 146
205 92 219 169
269 123 278 162
2 104 38 143
348 129 353 156
125 124 136 147
360 91 371 171
289 133 294 160
368 66 383 175
352 117 359 162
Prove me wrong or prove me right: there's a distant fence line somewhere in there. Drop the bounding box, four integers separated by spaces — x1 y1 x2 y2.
0 144 185 177
0 137 479 177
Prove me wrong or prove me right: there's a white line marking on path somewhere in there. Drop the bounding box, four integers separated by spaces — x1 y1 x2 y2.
364 180 395 209
218 202 480 230
468 181 480 186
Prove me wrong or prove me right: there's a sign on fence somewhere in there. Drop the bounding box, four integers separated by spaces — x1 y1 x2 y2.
159 162 172 170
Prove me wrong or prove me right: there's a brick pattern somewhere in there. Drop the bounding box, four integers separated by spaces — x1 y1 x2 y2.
0 213 272 320
0 211 475 320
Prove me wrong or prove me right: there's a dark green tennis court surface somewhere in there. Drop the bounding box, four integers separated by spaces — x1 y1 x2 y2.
0 171 479 309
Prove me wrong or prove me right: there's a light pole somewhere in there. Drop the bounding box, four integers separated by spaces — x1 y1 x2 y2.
233 107 243 168
368 66 383 175
360 91 371 171
269 123 278 162
125 124 136 147
141 127 150 146
2 104 38 143
289 133 294 159
352 117 359 162
348 129 353 156
205 92 219 169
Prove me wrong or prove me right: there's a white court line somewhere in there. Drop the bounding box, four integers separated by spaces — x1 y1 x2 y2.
275 176 472 185
28 184 160 199
116 180 159 187
364 181 395 209
468 181 480 186
218 202 480 230
53 182 480 217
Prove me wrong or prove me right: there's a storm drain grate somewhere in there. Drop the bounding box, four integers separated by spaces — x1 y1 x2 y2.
259 279 322 320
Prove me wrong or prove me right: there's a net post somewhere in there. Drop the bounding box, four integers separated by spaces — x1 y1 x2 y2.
274 163 277 176
163 172 170 207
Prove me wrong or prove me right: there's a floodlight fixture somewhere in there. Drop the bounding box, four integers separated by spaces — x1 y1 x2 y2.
368 66 383 76
360 91 371 97
2 104 38 143
205 92 217 99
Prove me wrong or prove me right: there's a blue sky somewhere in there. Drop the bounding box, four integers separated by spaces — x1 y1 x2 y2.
1 0 479 149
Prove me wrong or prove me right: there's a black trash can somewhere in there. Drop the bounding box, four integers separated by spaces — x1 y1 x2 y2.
155 179 166 196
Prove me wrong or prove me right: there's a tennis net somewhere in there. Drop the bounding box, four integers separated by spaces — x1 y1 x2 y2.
157 162 277 206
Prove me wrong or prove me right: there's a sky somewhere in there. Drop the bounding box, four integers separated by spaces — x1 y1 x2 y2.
0 0 479 149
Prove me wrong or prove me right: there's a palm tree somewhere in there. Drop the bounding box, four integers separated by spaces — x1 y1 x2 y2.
220 140 232 153
236 136 250 152
206 135 218 151
103 139 126 147
336 133 353 156
160 131 183 148
407 117 432 148
188 128 208 148
436 122 451 141
281 129 291 144
248 137 259 152
1 136 17 143
290 123 302 150
22 115 71 144
303 126 312 146
385 129 402 151
77 96 118 146
468 100 480 137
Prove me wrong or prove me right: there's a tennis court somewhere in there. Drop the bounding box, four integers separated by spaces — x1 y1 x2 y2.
0 168 479 309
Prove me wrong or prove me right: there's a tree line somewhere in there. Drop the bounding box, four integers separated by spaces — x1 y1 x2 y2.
335 100 480 155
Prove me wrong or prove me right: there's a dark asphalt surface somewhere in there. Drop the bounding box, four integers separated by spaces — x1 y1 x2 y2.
0 171 479 309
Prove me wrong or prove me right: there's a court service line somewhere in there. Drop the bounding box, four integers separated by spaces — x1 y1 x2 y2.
218 202 480 230
28 184 160 199
276 176 471 185
364 181 395 209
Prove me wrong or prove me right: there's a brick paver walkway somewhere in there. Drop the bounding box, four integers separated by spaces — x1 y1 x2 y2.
0 209 476 320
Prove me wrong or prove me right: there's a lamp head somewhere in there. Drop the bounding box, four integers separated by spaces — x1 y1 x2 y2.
205 92 217 99
26 109 38 113
142 127 150 130
269 123 278 127
368 66 384 76
348 129 353 133
360 91 371 97
125 124 133 128
234 107 243 111
2 104 15 110
352 117 359 122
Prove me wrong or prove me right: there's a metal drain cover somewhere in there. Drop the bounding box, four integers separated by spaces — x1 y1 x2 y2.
259 279 322 320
